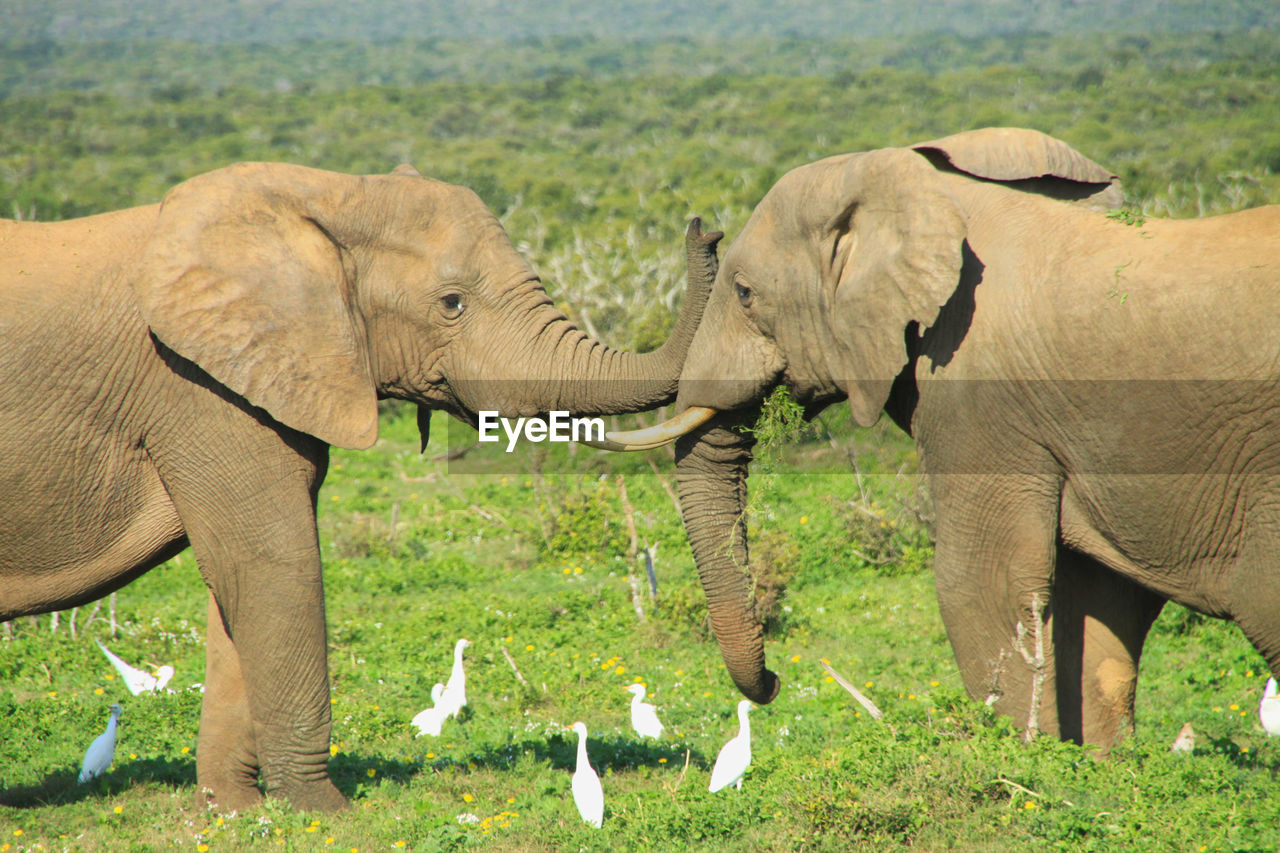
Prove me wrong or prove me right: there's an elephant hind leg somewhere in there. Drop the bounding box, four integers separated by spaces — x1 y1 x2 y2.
197 589 264 812
1224 525 1280 683
1050 548 1165 749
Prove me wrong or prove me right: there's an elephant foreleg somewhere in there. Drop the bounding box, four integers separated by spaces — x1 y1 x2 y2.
157 432 347 812
1050 547 1166 748
929 472 1064 739
197 589 263 811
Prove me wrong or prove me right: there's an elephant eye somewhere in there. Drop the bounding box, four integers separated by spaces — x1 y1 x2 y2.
735 282 753 309
440 293 466 318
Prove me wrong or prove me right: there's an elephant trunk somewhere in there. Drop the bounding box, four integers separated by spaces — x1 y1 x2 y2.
527 219 719 414
675 410 781 704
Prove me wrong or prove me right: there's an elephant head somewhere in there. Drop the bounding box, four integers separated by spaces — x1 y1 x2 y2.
132 162 720 450
607 128 1118 704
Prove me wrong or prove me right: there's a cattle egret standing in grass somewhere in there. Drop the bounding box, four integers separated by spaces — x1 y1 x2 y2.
709 699 754 792
625 683 665 739
570 721 604 828
1260 677 1280 736
438 638 470 719
96 640 174 695
78 704 122 783
412 683 448 736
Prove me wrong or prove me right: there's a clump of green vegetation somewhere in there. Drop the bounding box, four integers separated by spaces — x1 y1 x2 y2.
748 386 809 460
1106 206 1148 227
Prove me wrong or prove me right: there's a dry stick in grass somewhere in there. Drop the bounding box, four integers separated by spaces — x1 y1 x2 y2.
646 458 682 516
501 646 529 686
670 748 692 795
992 776 1075 808
428 439 478 462
617 475 646 622
819 658 884 720
642 542 658 602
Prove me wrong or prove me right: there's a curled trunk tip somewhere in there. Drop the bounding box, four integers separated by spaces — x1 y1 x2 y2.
735 668 781 704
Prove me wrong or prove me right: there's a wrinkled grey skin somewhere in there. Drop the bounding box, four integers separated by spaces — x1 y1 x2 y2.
669 127 1280 748
0 162 720 810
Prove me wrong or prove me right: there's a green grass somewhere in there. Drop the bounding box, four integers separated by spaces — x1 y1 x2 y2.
2 405 1278 850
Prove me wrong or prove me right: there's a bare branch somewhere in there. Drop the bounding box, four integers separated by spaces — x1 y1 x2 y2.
501 646 529 686
819 657 883 720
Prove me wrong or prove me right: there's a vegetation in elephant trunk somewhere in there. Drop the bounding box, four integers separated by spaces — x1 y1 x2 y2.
673 411 780 704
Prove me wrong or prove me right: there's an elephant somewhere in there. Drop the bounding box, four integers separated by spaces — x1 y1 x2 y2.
0 161 722 811
610 126 1280 748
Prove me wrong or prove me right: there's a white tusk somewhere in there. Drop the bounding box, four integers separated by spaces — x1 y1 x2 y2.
581 406 719 452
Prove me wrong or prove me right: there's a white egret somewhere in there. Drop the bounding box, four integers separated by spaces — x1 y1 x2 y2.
438 638 470 719
96 640 174 695
1260 676 1280 736
78 704 122 783
625 683 665 739
708 699 754 792
570 721 604 828
411 683 447 736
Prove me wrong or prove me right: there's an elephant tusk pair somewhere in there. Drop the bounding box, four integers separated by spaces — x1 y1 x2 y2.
581 406 718 452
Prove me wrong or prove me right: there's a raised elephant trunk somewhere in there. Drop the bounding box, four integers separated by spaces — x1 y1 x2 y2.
518 219 721 416
674 411 780 704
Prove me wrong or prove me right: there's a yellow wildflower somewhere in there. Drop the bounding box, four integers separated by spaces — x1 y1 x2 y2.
367 768 376 777
113 805 123 814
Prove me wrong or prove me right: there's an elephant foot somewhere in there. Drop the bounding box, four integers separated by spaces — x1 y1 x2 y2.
195 778 264 814
278 777 350 813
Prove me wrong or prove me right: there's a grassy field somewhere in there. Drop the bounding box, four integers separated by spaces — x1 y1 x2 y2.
3 20 1280 847
2 405 1278 850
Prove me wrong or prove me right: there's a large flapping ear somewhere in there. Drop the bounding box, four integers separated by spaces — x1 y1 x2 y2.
912 126 1122 209
133 162 379 449
823 148 967 427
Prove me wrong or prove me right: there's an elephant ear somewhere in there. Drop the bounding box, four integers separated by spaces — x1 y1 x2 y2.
912 126 1122 209
133 162 378 450
824 148 967 427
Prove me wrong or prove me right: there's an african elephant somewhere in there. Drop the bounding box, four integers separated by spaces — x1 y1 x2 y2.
613 127 1280 748
0 161 720 811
